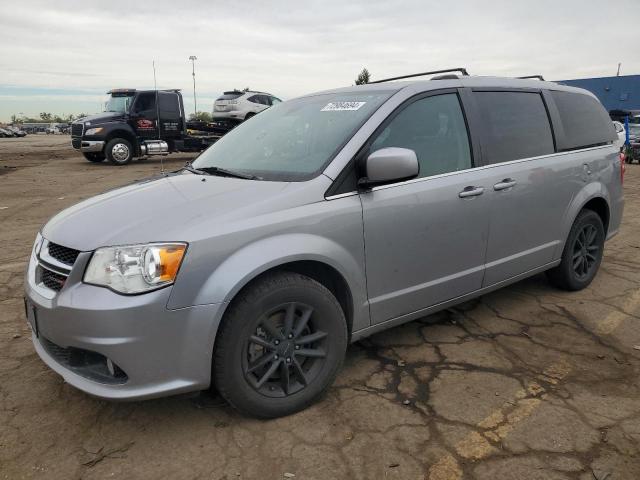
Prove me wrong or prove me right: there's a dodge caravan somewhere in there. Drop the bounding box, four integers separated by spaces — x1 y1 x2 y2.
25 70 624 418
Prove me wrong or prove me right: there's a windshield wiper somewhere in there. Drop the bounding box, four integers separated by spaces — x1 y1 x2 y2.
178 163 210 175
199 166 261 180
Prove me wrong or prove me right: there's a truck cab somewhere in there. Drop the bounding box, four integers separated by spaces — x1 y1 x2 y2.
71 89 190 165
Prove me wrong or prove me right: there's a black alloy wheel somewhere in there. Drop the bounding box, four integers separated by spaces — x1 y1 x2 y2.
214 272 347 418
243 301 327 397
571 223 600 281
546 209 604 291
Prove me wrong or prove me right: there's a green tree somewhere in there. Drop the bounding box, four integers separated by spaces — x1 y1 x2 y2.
189 111 213 122
39 112 53 121
355 68 371 85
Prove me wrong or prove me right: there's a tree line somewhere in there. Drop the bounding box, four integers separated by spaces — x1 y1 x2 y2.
11 112 88 124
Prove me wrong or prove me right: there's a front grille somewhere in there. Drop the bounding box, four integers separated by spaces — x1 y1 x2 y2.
40 336 128 384
72 138 81 149
71 123 83 137
48 243 80 266
41 268 66 291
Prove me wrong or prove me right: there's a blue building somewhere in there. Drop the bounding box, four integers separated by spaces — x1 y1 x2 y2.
557 75 640 112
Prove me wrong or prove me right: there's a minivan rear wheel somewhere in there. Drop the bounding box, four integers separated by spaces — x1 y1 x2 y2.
546 209 604 291
214 271 347 418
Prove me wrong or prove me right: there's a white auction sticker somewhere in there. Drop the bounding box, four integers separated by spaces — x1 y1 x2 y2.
321 101 366 112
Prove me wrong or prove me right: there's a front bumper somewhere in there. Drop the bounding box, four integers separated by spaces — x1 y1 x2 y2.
24 248 225 400
74 140 105 152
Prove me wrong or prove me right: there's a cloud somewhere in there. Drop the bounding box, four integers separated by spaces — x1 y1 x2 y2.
1 0 639 120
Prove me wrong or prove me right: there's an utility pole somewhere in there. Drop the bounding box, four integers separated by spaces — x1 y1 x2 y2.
189 55 197 118
617 63 621 77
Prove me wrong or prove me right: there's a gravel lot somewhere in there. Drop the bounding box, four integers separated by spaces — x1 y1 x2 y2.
1 135 640 480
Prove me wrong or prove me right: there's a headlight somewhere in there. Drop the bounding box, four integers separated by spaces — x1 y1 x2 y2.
84 243 187 294
85 127 103 135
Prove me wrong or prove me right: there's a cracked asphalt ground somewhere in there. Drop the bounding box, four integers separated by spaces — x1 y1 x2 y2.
1 136 640 480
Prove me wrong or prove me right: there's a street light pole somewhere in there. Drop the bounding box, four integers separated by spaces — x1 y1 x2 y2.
189 55 197 118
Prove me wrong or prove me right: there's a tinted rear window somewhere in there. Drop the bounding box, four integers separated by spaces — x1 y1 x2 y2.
551 91 617 150
475 91 555 164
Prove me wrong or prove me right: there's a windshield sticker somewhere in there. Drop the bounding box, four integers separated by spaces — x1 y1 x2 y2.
321 101 366 112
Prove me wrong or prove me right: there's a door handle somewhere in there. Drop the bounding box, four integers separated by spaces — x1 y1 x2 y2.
458 186 484 198
493 178 517 191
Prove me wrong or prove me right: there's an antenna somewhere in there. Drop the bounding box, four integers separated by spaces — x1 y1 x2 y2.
153 60 165 175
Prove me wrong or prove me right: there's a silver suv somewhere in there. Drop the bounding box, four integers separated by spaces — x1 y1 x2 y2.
212 89 281 124
25 70 624 418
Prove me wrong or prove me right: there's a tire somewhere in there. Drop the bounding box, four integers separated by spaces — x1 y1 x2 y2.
214 271 348 418
245 112 255 121
105 138 133 165
82 152 105 163
546 209 605 291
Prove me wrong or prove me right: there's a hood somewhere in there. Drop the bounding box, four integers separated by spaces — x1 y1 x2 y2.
75 111 125 125
41 173 322 251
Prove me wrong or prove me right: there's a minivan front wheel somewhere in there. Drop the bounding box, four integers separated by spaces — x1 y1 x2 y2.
214 272 348 418
546 209 605 291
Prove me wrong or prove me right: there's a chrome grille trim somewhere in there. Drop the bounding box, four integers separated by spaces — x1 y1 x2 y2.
35 238 75 295
71 123 84 137
40 239 78 272
47 242 80 266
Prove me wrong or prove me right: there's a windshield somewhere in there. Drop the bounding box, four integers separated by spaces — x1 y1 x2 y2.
104 94 134 113
193 91 393 181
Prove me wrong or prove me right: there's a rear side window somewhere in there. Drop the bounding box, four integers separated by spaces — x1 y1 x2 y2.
474 91 554 164
551 91 617 150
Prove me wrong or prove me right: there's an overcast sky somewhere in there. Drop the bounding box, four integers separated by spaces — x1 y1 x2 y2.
1 0 639 121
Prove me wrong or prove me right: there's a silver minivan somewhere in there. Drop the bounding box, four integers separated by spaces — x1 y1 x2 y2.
25 71 624 417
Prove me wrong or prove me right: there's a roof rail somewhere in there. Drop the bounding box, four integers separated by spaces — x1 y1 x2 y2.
369 68 469 84
517 75 545 81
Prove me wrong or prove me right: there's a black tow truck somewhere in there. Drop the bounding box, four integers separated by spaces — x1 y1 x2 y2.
71 89 230 165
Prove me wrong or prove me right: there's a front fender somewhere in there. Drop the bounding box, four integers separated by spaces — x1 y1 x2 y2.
169 233 370 332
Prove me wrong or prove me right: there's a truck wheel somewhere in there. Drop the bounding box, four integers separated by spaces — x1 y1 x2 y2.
82 152 105 163
546 209 605 291
214 271 348 418
105 138 133 165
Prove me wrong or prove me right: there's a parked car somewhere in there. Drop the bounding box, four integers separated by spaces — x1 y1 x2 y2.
613 120 625 149
7 126 27 137
212 89 281 125
0 127 16 137
25 71 623 418
626 122 640 163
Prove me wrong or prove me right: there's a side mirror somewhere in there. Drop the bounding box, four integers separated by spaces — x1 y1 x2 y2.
359 147 419 188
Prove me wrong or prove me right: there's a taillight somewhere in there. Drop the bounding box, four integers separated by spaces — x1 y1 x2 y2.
619 151 626 184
